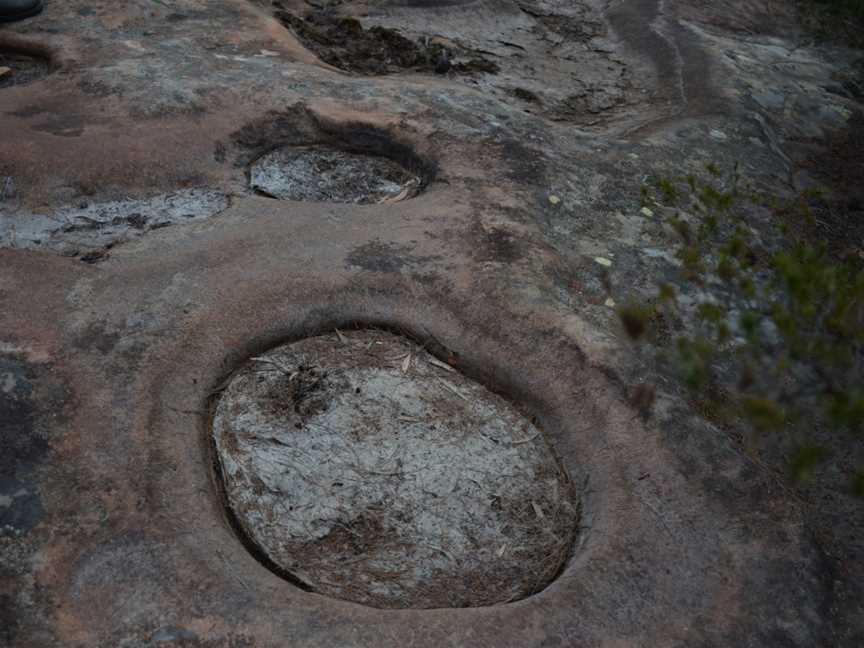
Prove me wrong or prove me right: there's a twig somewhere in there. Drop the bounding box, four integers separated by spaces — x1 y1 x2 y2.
438 378 469 401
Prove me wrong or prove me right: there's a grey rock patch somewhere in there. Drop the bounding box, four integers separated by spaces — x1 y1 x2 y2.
359 0 641 127
151 625 198 643
0 188 230 261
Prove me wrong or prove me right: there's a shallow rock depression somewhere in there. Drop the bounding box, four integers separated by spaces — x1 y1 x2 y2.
249 146 422 203
212 329 579 608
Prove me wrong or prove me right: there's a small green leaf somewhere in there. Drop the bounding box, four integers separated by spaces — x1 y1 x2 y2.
789 444 830 484
827 392 864 428
851 471 864 499
717 256 737 282
696 302 725 323
717 321 731 343
678 246 702 278
656 177 681 204
742 397 786 431
740 311 761 341
658 284 676 302
670 216 692 243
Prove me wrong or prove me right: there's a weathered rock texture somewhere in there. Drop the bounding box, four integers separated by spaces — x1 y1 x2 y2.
1 0 862 646
249 147 421 202
213 329 578 608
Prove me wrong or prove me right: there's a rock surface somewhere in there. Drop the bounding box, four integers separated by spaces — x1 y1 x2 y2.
1 0 862 646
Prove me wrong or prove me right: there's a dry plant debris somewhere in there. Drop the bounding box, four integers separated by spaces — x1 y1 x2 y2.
213 330 579 608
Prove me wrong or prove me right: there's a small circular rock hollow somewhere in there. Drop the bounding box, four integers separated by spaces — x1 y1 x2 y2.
249 147 422 204
212 330 580 608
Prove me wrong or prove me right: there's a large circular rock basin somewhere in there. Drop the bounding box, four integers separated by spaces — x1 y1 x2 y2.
212 330 579 609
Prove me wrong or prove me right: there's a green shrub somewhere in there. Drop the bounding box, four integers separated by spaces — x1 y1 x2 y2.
623 165 864 494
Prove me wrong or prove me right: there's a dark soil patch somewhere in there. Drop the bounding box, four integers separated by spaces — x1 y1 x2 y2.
0 51 49 89
260 363 342 421
470 226 524 264
0 356 67 536
345 241 412 273
801 0 864 48
512 87 542 104
792 111 864 261
275 9 498 76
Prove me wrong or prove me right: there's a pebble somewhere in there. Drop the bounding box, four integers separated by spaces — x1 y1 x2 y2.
594 257 613 267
